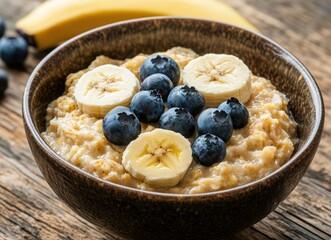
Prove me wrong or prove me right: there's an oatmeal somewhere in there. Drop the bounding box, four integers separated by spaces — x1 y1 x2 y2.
41 47 297 194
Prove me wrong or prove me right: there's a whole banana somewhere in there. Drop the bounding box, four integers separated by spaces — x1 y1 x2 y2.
16 0 258 50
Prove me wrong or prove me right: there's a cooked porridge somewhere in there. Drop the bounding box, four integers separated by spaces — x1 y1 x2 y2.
41 47 297 194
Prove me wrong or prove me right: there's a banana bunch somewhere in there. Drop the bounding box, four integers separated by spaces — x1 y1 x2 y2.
16 0 258 50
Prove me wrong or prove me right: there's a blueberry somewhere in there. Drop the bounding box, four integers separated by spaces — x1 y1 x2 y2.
218 97 249 129
0 69 8 97
140 73 173 102
102 106 141 146
0 37 28 68
140 54 180 85
168 85 205 116
130 90 164 123
0 17 5 38
197 108 233 142
159 107 195 138
192 133 226 166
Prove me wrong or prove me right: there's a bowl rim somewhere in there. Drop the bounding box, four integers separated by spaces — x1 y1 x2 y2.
23 16 324 199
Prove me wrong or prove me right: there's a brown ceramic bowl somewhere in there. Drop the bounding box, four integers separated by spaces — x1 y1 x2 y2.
23 17 324 239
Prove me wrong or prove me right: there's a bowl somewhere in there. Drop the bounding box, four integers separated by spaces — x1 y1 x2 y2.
23 17 324 239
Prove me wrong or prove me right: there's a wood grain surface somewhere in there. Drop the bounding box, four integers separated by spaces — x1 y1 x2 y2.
0 0 330 239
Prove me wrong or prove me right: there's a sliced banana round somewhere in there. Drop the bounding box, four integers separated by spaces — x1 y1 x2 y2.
74 64 140 118
183 54 252 107
122 129 192 188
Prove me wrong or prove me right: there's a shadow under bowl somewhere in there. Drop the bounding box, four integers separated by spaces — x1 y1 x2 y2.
23 17 324 239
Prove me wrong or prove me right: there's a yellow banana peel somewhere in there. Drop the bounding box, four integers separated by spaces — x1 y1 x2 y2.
16 0 258 50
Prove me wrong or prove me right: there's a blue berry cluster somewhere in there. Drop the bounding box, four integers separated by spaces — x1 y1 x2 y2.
193 98 249 166
102 54 249 167
0 17 29 97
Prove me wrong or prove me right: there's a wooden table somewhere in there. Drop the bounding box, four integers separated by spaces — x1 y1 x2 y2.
0 0 330 239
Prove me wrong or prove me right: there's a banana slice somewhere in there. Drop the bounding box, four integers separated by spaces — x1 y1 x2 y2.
183 54 252 107
74 64 140 118
122 129 192 187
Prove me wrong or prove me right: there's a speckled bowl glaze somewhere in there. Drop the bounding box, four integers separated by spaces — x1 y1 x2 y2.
23 17 324 239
